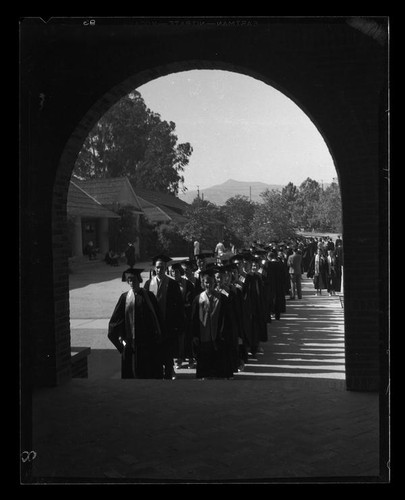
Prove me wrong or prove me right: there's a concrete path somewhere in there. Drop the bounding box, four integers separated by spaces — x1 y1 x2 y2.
30 260 386 484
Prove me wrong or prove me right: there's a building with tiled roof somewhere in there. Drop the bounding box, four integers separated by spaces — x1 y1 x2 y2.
74 176 143 214
133 186 224 254
68 176 223 259
67 181 121 219
134 187 190 225
68 177 144 259
67 181 121 259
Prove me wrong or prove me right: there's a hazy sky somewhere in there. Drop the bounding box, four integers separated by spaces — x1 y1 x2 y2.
137 70 337 191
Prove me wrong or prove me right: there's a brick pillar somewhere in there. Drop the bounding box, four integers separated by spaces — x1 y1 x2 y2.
340 157 381 392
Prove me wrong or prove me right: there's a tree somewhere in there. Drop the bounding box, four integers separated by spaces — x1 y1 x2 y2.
250 189 297 242
219 195 257 248
134 121 193 194
179 197 222 250
295 177 322 231
154 221 189 256
281 182 300 229
281 182 299 203
313 180 342 232
74 91 193 195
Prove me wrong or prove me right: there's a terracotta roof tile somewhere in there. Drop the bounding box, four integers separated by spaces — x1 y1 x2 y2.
74 177 143 213
67 181 120 219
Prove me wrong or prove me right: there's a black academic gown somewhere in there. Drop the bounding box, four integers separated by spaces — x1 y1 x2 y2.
230 283 249 364
239 272 267 354
252 272 268 342
265 260 287 319
335 246 344 292
177 277 196 360
221 286 243 373
191 291 232 378
259 264 272 323
144 275 185 378
107 289 163 379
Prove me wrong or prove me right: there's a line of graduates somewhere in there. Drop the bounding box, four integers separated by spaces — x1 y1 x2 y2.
107 235 343 380
107 247 288 380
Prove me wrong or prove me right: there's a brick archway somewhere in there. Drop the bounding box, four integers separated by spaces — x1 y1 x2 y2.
21 18 388 393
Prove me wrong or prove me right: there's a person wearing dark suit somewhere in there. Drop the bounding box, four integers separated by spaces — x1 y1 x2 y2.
326 249 338 295
287 247 303 299
144 255 185 379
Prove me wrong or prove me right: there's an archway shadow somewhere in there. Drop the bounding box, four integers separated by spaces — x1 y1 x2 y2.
236 279 345 381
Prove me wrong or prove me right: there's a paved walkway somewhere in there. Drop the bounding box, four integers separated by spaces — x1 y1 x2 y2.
30 260 384 484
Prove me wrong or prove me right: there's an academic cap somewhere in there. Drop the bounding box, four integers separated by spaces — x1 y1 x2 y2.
211 265 226 274
180 258 194 266
200 267 216 277
217 263 236 273
180 259 198 271
230 253 245 263
196 252 214 260
169 261 184 272
218 251 234 262
227 263 239 271
122 267 144 282
152 254 172 265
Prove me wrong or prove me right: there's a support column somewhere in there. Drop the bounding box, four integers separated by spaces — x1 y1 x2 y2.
72 216 83 257
98 217 109 255
134 214 140 259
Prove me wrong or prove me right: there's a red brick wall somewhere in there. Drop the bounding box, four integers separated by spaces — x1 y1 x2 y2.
20 17 388 391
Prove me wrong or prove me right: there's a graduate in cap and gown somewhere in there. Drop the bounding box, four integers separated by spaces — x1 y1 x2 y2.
230 254 252 364
190 267 233 379
226 262 249 371
107 268 163 379
214 264 241 376
232 252 266 357
193 252 215 295
264 250 286 320
181 259 198 287
248 254 268 351
251 251 271 324
144 254 185 379
168 261 197 369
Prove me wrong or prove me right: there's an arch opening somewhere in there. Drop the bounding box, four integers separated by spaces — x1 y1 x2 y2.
55 64 344 385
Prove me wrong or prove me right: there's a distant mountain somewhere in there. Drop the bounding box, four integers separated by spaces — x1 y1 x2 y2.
179 179 284 205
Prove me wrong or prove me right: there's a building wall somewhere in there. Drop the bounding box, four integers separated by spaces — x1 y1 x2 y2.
20 18 388 391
